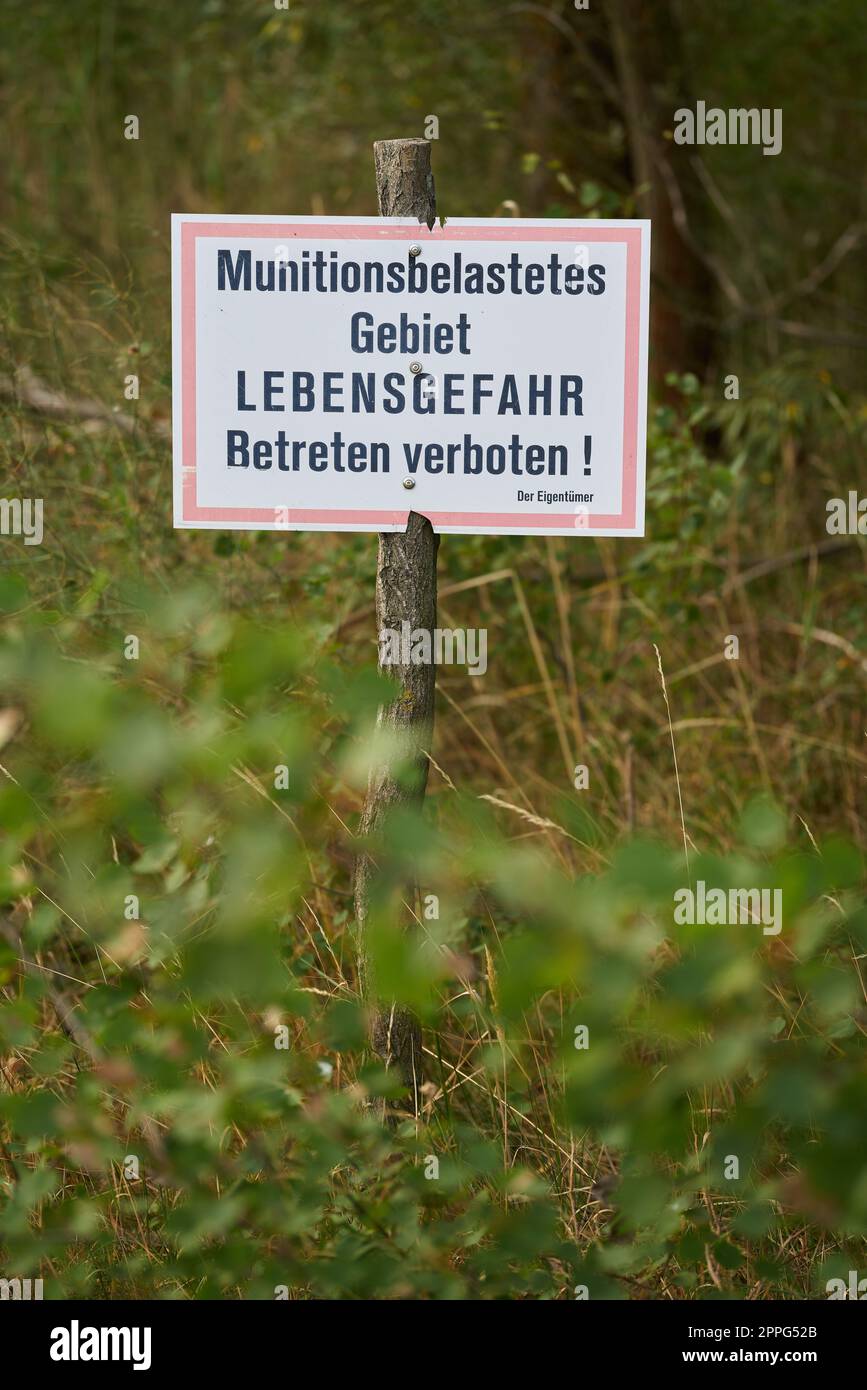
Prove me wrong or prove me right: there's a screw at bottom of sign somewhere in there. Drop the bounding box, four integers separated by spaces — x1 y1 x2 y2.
403 478 415 489
410 361 423 375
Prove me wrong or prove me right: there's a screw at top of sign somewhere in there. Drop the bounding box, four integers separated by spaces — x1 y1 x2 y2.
409 245 422 257
403 478 415 489
409 361 423 374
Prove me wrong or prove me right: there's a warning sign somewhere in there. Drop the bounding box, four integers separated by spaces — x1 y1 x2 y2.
172 215 649 536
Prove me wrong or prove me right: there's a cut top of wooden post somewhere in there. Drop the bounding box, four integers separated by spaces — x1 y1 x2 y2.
373 138 437 228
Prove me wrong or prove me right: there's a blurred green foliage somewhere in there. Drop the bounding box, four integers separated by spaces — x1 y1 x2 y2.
2 0 867 1301
1 581 866 1299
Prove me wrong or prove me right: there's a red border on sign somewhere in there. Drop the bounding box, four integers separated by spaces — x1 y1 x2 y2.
180 221 643 529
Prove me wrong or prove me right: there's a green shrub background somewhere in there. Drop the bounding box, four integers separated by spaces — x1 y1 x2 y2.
1 0 866 1298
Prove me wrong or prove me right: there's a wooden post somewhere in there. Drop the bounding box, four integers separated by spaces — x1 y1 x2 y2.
354 139 438 1120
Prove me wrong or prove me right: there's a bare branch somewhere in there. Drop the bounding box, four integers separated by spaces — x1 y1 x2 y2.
653 149 745 309
0 364 169 438
506 3 622 107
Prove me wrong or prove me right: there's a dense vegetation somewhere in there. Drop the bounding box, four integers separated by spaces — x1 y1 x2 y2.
1 0 866 1299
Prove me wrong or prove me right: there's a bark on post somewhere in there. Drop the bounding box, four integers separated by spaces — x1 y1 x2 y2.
373 138 437 228
354 139 438 1119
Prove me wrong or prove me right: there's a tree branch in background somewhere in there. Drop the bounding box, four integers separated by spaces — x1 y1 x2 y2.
0 364 169 438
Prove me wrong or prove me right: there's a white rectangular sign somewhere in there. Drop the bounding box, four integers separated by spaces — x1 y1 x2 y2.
172 215 649 536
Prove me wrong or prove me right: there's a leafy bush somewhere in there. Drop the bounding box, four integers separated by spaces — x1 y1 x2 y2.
1 577 865 1299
